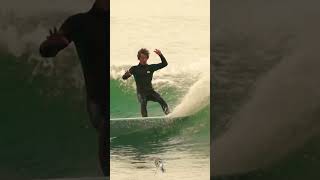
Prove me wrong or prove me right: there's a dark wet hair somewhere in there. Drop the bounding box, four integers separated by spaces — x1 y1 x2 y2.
137 48 150 59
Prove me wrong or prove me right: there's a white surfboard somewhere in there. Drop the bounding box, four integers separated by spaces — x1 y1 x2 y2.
110 116 168 121
110 115 178 137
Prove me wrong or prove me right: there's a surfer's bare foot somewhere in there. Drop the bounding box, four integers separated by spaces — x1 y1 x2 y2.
164 107 170 115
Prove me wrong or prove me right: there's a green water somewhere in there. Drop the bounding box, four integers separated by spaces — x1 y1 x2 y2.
0 55 102 179
110 78 210 180
110 79 180 118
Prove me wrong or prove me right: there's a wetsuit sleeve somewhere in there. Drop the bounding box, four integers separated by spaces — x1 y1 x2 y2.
122 66 134 80
59 15 79 42
150 54 168 72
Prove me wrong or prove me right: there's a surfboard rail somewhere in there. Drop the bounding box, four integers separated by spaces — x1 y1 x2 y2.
110 116 168 121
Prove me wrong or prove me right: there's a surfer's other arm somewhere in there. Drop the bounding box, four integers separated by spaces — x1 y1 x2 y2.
122 67 133 80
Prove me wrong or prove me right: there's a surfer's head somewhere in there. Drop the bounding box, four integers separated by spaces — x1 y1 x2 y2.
137 48 149 64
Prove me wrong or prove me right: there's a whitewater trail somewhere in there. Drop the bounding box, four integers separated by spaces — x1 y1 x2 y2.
213 1 320 174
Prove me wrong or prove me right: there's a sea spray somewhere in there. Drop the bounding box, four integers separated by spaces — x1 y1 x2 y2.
169 73 210 118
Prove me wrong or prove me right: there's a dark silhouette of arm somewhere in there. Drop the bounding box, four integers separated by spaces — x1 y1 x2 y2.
39 15 77 57
39 32 69 57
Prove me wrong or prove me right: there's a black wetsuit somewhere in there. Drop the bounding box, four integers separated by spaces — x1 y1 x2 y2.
60 6 108 113
39 5 109 177
122 54 170 117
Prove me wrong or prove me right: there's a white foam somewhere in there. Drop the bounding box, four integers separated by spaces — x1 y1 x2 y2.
169 72 210 118
213 16 320 175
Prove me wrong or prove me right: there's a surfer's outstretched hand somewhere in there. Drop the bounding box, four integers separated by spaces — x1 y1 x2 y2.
40 27 69 57
154 49 162 55
45 27 69 44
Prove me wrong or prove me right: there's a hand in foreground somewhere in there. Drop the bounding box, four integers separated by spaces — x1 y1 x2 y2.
46 27 68 44
40 27 69 57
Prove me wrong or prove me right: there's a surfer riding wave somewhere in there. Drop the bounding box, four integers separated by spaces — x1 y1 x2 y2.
122 48 170 117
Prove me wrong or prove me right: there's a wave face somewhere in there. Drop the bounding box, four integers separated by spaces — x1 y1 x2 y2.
212 0 320 178
110 69 210 180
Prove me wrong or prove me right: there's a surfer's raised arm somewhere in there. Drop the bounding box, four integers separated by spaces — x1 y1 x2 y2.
150 49 168 72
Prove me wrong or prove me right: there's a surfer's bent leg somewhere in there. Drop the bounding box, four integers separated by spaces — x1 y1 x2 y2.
137 93 148 117
149 91 170 115
87 99 109 177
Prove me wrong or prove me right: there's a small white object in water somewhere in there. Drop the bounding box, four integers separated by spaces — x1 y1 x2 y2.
154 158 165 173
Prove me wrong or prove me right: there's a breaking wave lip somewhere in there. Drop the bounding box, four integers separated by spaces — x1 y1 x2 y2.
213 34 320 176
212 0 320 176
168 72 210 118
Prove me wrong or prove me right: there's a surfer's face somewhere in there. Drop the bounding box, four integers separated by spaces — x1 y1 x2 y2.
139 53 149 64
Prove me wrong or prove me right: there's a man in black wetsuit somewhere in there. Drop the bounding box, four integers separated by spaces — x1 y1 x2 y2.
39 0 109 177
122 48 170 117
